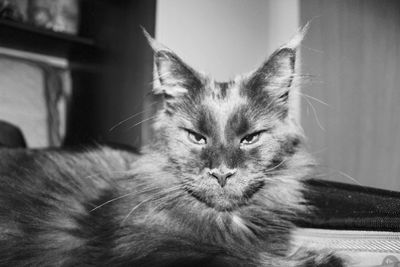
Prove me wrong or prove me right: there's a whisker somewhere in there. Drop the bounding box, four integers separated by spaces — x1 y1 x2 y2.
90 191 137 212
303 97 325 131
128 115 157 129
90 181 182 212
121 186 182 224
309 147 328 156
149 72 171 86
121 197 153 223
90 186 161 212
318 166 363 186
84 170 135 179
264 159 288 173
245 155 263 161
295 92 330 107
144 189 183 216
300 45 324 54
336 170 362 186
109 102 159 132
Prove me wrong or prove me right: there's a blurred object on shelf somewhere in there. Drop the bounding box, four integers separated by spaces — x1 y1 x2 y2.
0 120 27 148
27 0 79 34
0 0 27 22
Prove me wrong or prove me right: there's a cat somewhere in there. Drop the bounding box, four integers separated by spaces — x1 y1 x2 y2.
0 28 345 266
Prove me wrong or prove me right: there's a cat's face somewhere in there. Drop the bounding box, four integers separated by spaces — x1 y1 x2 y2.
149 36 307 212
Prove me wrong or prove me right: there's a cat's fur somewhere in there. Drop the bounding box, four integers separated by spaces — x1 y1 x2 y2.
0 30 344 266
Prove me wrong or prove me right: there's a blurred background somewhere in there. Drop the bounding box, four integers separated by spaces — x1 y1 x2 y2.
0 0 399 191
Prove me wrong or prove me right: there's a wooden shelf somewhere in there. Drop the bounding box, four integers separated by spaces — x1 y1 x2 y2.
0 19 99 67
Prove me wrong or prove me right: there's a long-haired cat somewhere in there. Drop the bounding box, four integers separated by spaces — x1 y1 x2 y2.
0 28 345 266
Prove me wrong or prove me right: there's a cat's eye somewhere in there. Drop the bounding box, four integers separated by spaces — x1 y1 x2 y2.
187 130 207 145
240 132 261 145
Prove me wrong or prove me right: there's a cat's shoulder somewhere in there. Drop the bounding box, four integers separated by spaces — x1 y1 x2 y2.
0 145 138 266
0 144 140 172
0 145 141 199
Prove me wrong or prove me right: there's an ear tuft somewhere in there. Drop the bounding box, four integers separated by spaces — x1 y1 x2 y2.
142 27 203 98
141 26 171 53
281 22 310 50
244 23 311 118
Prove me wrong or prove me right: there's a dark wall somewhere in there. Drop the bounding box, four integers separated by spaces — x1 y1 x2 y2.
65 0 156 149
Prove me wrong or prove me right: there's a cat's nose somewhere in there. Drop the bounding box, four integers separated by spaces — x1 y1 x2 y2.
208 168 237 187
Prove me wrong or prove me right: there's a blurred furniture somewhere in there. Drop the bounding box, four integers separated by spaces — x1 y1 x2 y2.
0 0 156 148
295 179 400 267
0 120 26 147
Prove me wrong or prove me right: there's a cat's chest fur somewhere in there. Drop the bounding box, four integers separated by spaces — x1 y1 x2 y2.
101 150 305 266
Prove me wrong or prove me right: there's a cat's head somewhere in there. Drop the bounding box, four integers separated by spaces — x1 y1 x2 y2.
145 29 312 212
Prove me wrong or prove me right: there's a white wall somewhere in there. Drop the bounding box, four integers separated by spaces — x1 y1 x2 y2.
156 0 299 81
0 58 48 147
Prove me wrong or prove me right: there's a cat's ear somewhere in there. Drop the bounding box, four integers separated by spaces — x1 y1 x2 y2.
250 47 296 96
246 24 308 116
142 28 203 98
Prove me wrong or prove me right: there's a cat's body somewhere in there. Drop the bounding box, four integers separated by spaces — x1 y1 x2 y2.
0 30 345 266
